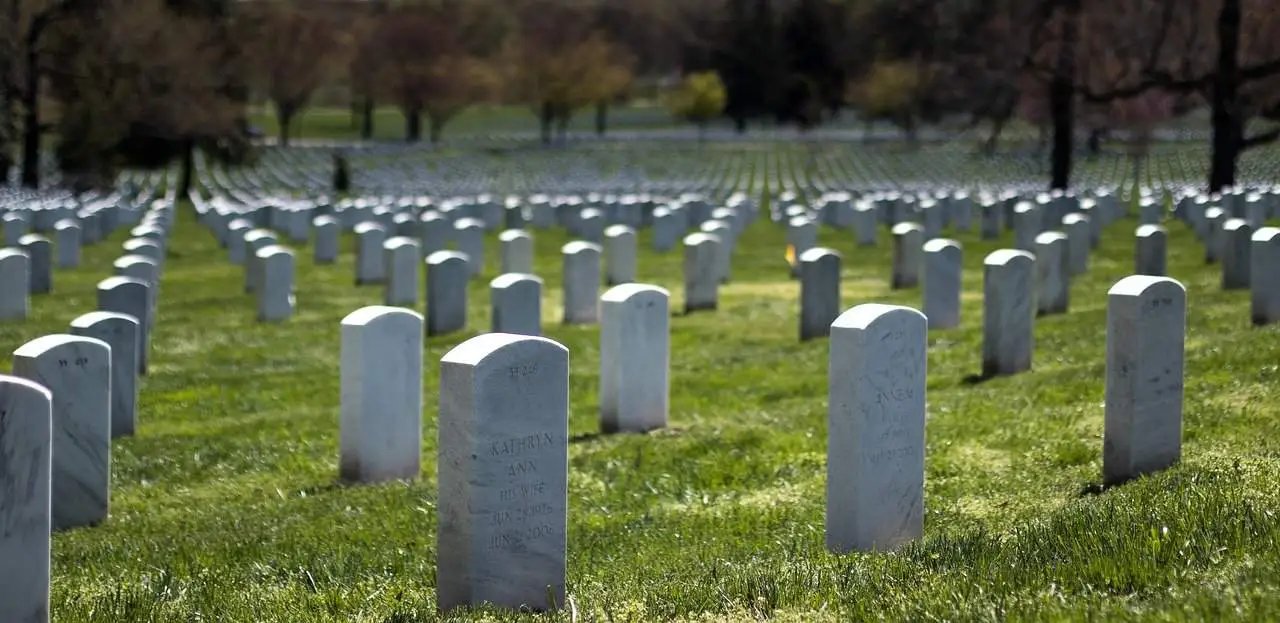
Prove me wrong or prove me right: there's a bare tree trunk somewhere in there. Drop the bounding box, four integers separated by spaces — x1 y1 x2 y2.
1048 0 1080 191
360 97 374 141
404 107 421 142
276 103 294 148
429 115 443 144
20 28 39 189
177 139 195 199
540 102 554 146
982 116 1007 155
1209 0 1242 192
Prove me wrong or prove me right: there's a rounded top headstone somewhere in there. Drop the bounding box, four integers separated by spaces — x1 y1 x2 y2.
832 303 927 332
561 241 602 255
1108 275 1186 298
354 221 386 235
923 238 961 253
1035 231 1068 245
440 332 567 367
892 222 923 235
601 282 669 303
1252 226 1280 243
604 225 634 237
13 333 110 359
1135 224 1166 237
0 247 29 260
341 305 423 328
985 249 1035 266
383 236 419 251
683 232 718 247
499 229 530 242
490 273 542 289
426 250 469 266
799 247 841 263
70 310 138 331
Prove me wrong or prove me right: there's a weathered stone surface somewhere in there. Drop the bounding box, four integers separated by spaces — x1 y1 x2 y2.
923 238 962 329
683 233 720 313
454 217 486 276
256 246 296 322
1222 218 1253 289
826 304 926 553
1012 202 1040 251
604 225 637 286
354 222 388 285
1061 213 1090 276
69 312 139 438
0 249 29 320
1135 225 1167 276
438 334 569 612
97 277 152 375
982 250 1035 376
384 237 420 306
19 235 50 294
54 219 81 268
600 284 669 433
890 223 923 289
340 306 424 483
799 248 841 340
0 374 52 623
426 251 469 336
561 241 602 324
1104 276 1186 485
12 335 111 530
313 216 339 264
491 273 542 336
1034 231 1070 315
1252 227 1280 325
499 229 534 274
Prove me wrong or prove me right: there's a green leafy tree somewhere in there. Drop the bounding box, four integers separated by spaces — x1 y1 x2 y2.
667 71 727 138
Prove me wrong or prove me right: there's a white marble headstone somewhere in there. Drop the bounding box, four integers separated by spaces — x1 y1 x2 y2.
0 248 30 320
490 273 542 336
12 335 111 530
339 306 423 483
799 248 841 340
683 233 720 313
383 237 420 306
561 241 602 324
1252 227 1280 325
604 225 637 286
426 250 469 336
438 334 569 612
70 312 139 438
0 374 52 623
1104 276 1185 485
983 249 1035 376
890 223 923 289
922 238 962 329
600 284 669 433
499 229 534 274
827 304 926 553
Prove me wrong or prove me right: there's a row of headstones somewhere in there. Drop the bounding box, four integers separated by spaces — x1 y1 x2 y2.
115 270 1174 617
216 206 736 328
0 201 173 621
1175 202 1280 324
197 189 755 258
0 201 162 320
784 190 1128 258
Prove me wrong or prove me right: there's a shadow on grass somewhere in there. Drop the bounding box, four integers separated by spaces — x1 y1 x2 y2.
961 371 998 385
1077 481 1115 497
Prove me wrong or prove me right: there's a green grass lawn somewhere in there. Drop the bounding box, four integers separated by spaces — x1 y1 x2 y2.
7 148 1280 621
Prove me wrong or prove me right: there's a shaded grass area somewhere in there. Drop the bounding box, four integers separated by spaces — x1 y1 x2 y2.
3 177 1279 621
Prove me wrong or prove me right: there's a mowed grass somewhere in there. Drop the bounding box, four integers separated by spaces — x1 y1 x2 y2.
3 171 1280 621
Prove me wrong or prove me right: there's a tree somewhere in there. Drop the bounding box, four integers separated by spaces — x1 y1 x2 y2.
363 7 497 143
45 0 249 191
850 60 927 142
240 4 348 147
667 71 727 138
504 1 633 144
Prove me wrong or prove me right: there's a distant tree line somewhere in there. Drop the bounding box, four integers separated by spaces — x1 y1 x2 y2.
1 0 1279 192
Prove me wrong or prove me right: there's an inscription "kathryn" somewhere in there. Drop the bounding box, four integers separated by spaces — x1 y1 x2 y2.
490 432 557 457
